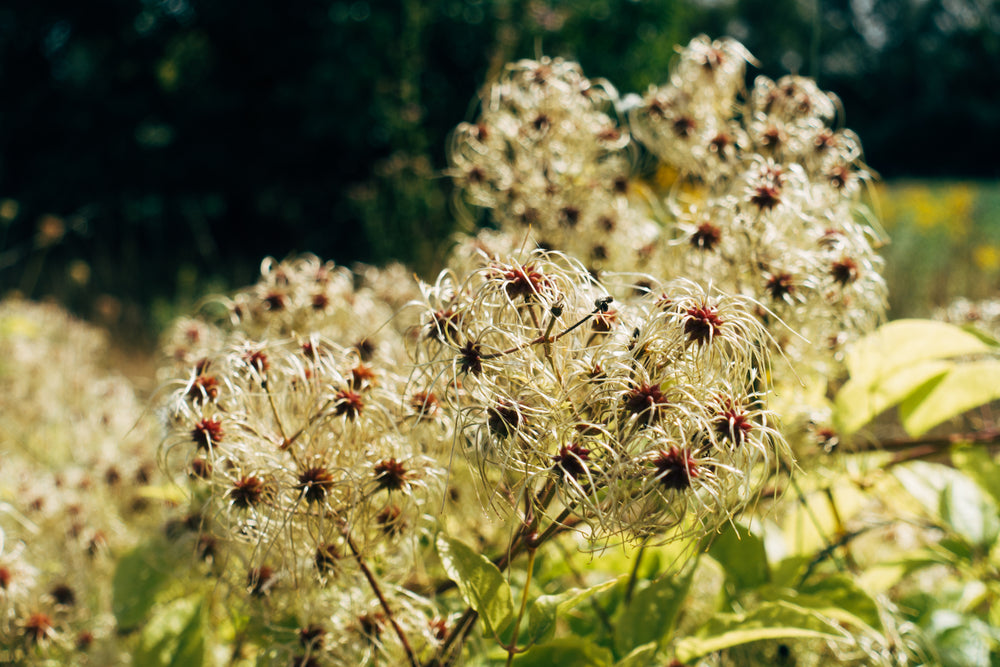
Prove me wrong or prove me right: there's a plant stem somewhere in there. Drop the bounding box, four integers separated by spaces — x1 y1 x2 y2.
342 526 419 667
481 297 612 360
431 608 478 667
505 547 537 667
624 537 648 605
790 476 846 572
430 486 576 665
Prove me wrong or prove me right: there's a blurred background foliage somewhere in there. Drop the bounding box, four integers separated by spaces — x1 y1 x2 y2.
0 0 998 344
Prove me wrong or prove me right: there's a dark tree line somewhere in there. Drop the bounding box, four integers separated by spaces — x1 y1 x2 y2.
0 0 996 338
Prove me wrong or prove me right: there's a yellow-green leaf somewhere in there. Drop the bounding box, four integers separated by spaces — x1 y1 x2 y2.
834 360 949 435
674 601 844 663
705 522 768 591
527 578 620 645
845 319 990 385
512 638 613 666
436 533 514 636
134 595 206 667
113 539 175 630
952 445 1000 508
899 360 1000 436
835 319 995 435
614 565 694 655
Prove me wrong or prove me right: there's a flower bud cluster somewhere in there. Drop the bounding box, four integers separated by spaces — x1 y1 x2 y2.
0 299 163 663
413 248 786 543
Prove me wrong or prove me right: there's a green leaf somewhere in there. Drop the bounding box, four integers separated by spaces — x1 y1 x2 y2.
894 461 1000 548
845 319 991 385
958 323 1000 348
615 643 659 666
894 461 963 517
512 637 613 666
925 610 994 667
706 522 769 591
526 578 620 645
133 595 206 667
952 445 1000 508
565 578 627 647
900 360 1000 436
436 533 514 635
113 539 175 631
835 319 994 435
614 565 694 655
793 575 883 632
941 477 1000 549
834 361 949 435
769 555 811 588
674 601 845 663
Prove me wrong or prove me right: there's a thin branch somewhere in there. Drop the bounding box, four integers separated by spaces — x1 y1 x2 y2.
342 525 419 667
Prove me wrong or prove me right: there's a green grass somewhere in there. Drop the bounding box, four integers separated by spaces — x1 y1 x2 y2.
878 179 1000 318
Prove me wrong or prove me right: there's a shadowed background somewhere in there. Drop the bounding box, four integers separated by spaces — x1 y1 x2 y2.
1 0 998 345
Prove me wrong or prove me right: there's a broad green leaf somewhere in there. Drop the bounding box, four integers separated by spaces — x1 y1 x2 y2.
436 533 513 635
856 563 915 595
836 319 995 435
925 610 993 667
134 595 206 667
769 555 811 588
614 565 695 655
674 601 844 663
899 360 1000 436
706 522 768 591
113 538 175 630
792 575 883 632
952 445 1000 508
941 477 1000 549
834 361 949 435
512 637 613 666
565 578 627 645
893 461 963 517
895 461 1000 548
615 643 658 666
526 578 620 645
845 319 991 385
959 323 1000 348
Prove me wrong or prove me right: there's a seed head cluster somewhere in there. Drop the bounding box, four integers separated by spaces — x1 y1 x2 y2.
0 300 164 662
451 37 887 381
158 256 453 665
0 34 894 666
412 250 785 541
448 35 889 460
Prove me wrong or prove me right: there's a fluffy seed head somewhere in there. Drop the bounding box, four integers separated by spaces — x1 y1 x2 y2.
373 458 410 493
314 544 340 575
652 446 700 491
297 466 335 504
191 418 223 449
229 475 266 509
552 444 591 480
683 303 724 345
